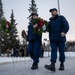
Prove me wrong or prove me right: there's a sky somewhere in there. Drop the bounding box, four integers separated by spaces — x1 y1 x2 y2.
2 0 75 42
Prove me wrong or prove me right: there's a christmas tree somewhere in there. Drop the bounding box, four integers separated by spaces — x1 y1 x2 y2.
0 0 4 20
28 0 38 18
2 10 19 51
9 9 19 48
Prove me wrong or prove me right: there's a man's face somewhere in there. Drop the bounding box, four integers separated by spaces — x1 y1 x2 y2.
51 10 58 16
33 15 38 19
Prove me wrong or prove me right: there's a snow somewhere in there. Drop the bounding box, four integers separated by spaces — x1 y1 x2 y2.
0 57 31 64
44 52 75 57
0 52 75 64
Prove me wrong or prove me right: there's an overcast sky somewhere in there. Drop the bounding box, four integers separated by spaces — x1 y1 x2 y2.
2 0 75 41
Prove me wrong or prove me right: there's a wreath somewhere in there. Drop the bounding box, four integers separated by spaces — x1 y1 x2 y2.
31 18 48 35
0 19 12 33
21 30 26 39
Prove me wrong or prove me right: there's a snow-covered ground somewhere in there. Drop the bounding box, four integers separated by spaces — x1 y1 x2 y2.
0 57 31 64
44 52 75 57
0 52 75 64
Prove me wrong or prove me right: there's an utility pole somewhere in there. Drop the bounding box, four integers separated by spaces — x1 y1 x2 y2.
57 0 60 15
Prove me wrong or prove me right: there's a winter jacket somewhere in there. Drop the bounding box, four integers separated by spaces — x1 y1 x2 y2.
27 22 42 41
48 14 69 42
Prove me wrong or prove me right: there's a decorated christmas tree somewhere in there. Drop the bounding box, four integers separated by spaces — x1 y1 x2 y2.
2 10 19 51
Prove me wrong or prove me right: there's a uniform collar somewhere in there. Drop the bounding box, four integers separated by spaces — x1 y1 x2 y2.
49 14 58 20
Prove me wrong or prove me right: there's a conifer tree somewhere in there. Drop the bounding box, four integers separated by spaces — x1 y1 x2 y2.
28 0 38 17
0 0 4 56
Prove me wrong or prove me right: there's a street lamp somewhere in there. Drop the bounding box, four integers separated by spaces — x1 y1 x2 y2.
57 0 60 15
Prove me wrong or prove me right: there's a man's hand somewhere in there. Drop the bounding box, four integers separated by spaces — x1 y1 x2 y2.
61 32 65 37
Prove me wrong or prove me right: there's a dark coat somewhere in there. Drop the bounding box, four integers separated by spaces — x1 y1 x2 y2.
27 22 42 41
48 14 69 42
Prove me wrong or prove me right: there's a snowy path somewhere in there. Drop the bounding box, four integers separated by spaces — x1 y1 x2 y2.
0 57 75 75
0 52 75 64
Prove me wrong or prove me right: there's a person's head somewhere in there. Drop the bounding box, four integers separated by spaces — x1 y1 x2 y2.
29 13 38 19
49 8 58 17
32 13 38 19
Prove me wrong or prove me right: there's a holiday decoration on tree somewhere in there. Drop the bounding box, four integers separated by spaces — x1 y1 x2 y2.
2 9 19 50
21 30 26 39
0 18 12 33
31 18 48 35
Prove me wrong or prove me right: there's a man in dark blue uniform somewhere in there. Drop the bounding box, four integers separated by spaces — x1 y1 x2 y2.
44 8 69 71
27 13 42 70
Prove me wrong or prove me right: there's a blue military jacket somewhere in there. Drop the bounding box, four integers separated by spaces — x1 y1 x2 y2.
48 14 69 42
27 22 42 41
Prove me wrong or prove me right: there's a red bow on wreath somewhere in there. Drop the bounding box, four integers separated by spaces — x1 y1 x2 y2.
38 19 44 28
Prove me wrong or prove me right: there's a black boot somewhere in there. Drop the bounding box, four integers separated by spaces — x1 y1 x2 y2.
59 62 64 71
44 62 56 71
31 63 38 70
